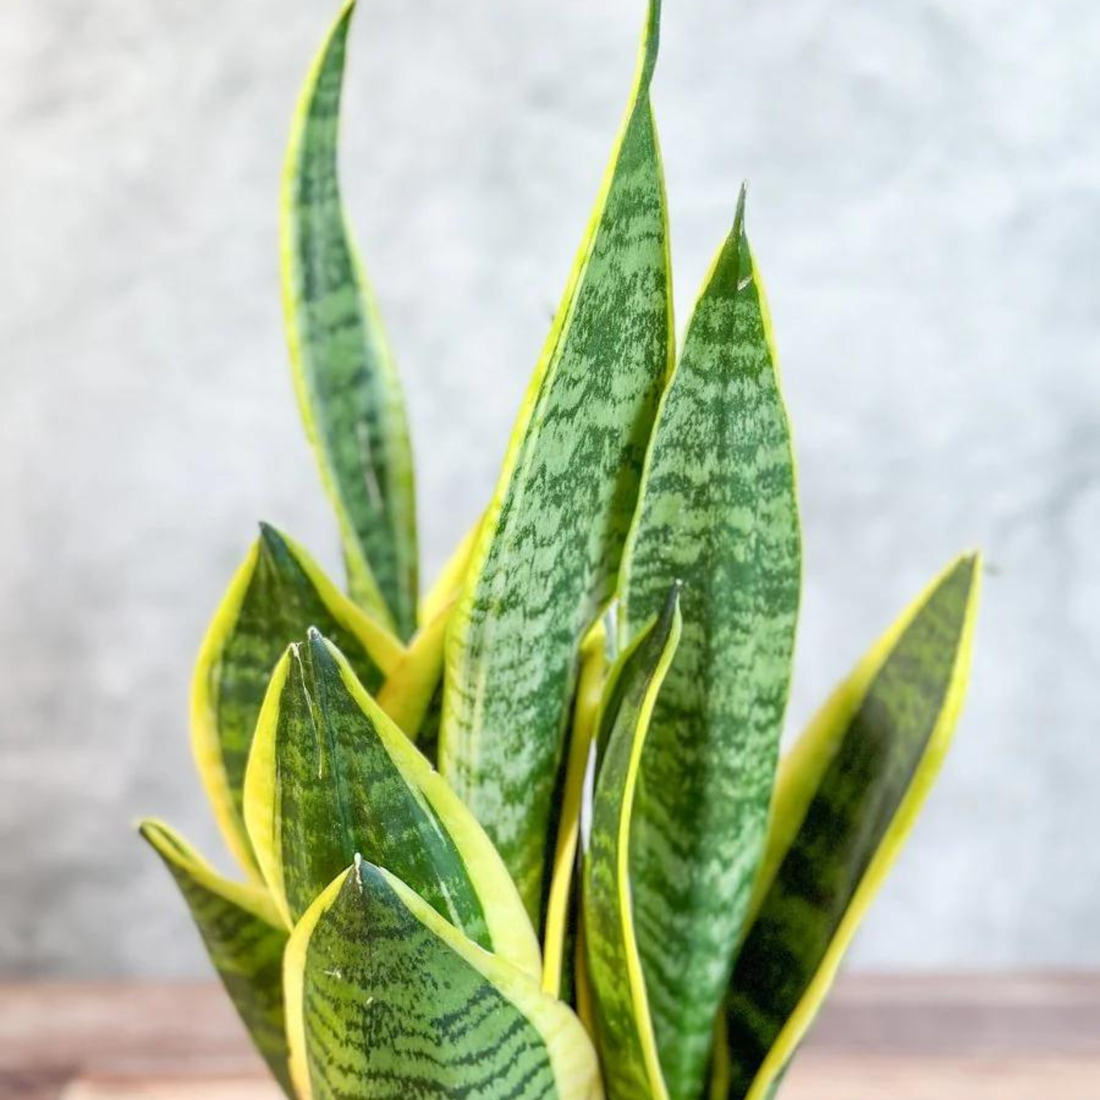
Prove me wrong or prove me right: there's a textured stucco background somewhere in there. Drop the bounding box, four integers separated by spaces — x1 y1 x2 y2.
1 0 1097 977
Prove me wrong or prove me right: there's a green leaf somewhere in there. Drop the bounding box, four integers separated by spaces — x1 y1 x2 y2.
281 0 418 639
138 820 293 1098
243 628 541 980
584 588 681 1100
284 859 602 1100
593 613 656 777
616 188 801 1100
440 0 674 920
542 621 608 999
724 553 981 1100
192 523 404 879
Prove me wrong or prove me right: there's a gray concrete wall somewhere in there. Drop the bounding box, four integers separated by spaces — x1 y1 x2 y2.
1 0 1097 976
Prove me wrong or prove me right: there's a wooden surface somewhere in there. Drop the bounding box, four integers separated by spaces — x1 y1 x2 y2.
2 975 1098 1099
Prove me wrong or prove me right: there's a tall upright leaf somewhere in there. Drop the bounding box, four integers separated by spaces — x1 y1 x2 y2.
584 589 681 1100
724 554 981 1100
285 860 603 1100
139 820 293 1098
192 523 403 878
243 628 541 980
617 190 801 1100
440 0 674 919
282 0 418 638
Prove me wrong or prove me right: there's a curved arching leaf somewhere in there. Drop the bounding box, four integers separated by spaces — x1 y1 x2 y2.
543 621 607 999
243 629 540 979
139 820 293 1097
725 554 981 1100
584 588 680 1100
284 859 603 1100
617 190 801 1100
440 0 674 920
192 523 404 879
281 0 418 638
594 613 655 777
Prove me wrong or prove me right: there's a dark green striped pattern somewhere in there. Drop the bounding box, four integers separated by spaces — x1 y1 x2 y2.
283 0 418 638
441 0 673 920
140 821 293 1097
209 524 385 854
584 590 681 1100
618 191 800 1100
295 863 565 1100
260 629 490 943
724 557 977 1098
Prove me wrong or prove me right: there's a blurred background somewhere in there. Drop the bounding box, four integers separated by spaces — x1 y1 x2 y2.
1 0 1096 979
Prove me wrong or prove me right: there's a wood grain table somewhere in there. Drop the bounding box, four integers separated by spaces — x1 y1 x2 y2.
1 975 1097 1099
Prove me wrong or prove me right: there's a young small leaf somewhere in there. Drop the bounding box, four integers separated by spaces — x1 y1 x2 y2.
284 860 603 1100
617 190 800 1100
192 523 404 879
282 0 418 638
724 554 981 1100
584 588 681 1100
441 0 674 921
243 629 540 979
139 820 293 1097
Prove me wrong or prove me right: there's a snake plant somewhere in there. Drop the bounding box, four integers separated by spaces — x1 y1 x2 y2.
140 3 981 1099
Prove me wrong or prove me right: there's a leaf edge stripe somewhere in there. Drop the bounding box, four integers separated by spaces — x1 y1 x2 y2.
742 551 982 1100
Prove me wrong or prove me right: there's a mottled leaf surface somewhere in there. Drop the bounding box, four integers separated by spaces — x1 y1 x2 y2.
584 590 680 1100
285 860 602 1100
139 820 293 1097
244 629 540 977
441 0 674 919
725 555 980 1100
192 524 403 878
282 0 417 638
617 192 800 1100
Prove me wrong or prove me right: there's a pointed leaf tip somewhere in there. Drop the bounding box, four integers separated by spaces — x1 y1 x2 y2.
243 631 540 973
257 521 287 559
282 0 419 638
639 0 662 89
287 861 597 1100
724 550 980 1100
615 156 798 1100
728 184 754 290
191 525 405 882
734 182 748 237
439 0 673 919
140 819 292 1095
328 0 356 43
659 580 682 627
